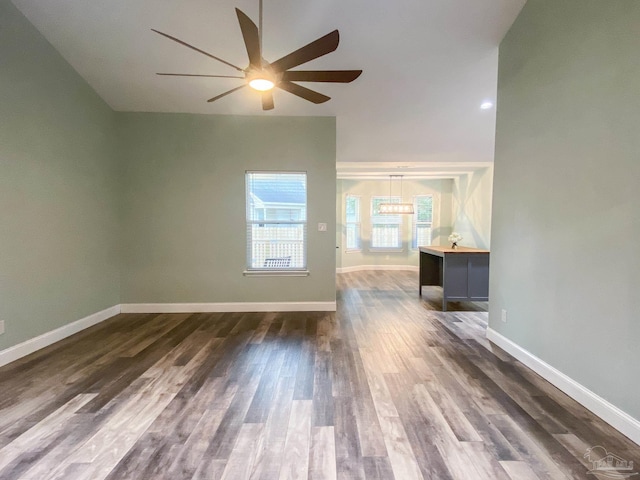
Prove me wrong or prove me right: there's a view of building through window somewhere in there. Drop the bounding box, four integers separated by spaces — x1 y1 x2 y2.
246 172 307 270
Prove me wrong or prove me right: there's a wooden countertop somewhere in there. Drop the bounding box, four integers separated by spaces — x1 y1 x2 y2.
419 245 490 256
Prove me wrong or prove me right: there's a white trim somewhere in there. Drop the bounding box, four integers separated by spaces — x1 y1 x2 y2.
120 301 337 314
0 305 120 368
337 265 419 274
0 301 336 368
336 161 493 180
243 270 310 277
486 328 640 445
367 248 404 253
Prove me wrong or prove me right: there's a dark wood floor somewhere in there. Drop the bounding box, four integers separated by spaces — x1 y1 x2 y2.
0 270 638 479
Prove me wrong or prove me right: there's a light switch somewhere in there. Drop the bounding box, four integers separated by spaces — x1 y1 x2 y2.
318 223 327 232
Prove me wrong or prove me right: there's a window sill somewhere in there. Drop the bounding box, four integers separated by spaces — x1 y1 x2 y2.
345 249 362 254
368 248 404 253
243 270 310 277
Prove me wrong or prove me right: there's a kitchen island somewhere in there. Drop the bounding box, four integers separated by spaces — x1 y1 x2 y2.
419 245 490 311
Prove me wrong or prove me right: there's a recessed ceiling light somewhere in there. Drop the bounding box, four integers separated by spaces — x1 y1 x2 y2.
480 101 494 110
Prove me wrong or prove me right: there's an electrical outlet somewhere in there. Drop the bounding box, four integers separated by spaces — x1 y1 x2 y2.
501 309 507 323
0 320 4 335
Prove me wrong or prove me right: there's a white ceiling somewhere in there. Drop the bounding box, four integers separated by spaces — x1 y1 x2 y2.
12 0 526 177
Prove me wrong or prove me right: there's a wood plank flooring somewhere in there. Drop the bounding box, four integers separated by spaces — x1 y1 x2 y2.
0 270 638 479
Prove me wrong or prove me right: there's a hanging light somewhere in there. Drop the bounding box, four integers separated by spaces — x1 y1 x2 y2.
379 175 414 214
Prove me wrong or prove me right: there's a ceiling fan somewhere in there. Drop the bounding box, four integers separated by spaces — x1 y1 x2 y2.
152 0 362 110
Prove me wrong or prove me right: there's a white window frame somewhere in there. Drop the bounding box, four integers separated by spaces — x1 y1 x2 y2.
244 171 309 276
412 194 434 249
370 196 403 251
345 194 361 252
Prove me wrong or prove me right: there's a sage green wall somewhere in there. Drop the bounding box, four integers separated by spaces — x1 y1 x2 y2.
491 0 640 420
336 179 453 269
0 1 120 350
118 114 336 304
452 167 493 249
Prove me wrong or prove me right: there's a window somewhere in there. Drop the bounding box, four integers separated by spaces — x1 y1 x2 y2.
246 172 307 271
413 195 433 248
371 196 401 250
345 195 361 251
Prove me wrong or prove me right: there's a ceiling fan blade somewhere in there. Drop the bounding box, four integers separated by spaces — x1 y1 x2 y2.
235 9 262 69
262 91 274 110
151 29 244 72
157 73 245 79
207 84 247 103
270 30 340 72
278 81 330 104
282 70 362 83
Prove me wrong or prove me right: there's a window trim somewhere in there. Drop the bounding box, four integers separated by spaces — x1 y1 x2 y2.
245 171 308 273
243 269 310 277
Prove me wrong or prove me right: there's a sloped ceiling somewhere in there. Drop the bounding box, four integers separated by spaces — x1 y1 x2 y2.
11 0 526 176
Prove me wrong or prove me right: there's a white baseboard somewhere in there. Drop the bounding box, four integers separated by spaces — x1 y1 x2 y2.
0 305 121 368
337 265 419 274
487 328 640 445
0 300 335 368
120 301 337 313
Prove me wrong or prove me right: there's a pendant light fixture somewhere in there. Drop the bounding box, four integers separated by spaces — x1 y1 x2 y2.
379 175 414 214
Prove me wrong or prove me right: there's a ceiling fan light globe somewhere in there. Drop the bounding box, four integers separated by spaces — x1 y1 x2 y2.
249 78 275 91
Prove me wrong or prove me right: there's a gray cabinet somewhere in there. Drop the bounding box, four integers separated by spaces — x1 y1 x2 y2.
419 246 490 311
